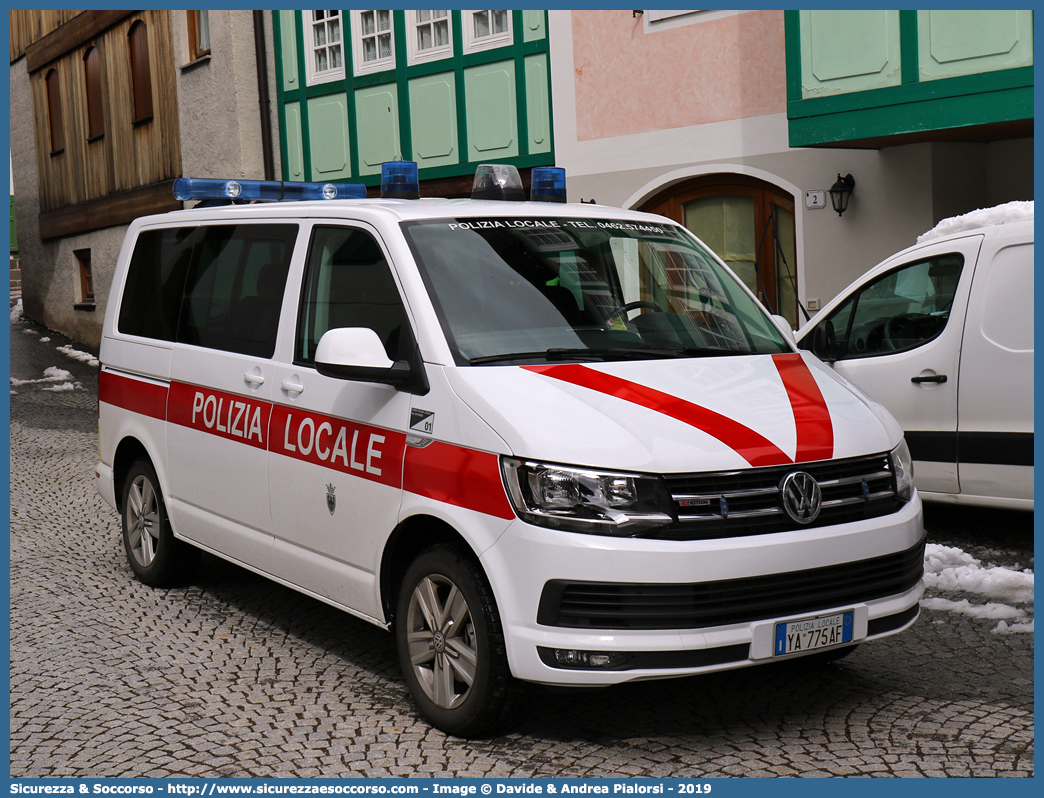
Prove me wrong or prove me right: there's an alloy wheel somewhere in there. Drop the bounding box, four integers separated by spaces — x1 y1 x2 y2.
405 574 478 709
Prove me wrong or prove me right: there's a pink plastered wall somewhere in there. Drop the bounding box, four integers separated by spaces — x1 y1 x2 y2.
571 10 787 141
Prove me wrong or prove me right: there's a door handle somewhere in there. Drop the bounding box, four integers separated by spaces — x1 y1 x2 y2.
911 374 947 384
243 373 265 385
281 380 304 394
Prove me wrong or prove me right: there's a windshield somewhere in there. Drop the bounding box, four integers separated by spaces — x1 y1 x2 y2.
402 216 790 365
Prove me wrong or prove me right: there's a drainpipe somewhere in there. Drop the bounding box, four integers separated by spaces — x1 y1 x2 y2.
253 10 276 181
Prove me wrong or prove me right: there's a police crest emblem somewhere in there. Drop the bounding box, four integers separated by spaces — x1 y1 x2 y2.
326 483 336 515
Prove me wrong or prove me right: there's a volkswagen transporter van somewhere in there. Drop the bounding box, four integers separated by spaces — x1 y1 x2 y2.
97 164 924 737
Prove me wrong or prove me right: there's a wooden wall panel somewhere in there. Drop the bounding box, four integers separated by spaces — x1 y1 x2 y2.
103 25 137 196
75 41 116 202
23 9 182 223
11 9 81 63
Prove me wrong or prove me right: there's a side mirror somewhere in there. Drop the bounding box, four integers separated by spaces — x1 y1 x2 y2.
810 320 837 363
315 328 413 389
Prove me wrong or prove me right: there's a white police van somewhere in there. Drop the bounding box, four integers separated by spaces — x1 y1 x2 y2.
96 163 924 737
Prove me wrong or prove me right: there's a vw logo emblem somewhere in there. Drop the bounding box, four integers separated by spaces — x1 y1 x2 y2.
780 471 822 524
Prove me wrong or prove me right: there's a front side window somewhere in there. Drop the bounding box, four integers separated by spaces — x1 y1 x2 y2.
403 217 789 366
296 226 410 366
407 10 452 65
306 10 344 84
818 254 964 360
352 10 395 75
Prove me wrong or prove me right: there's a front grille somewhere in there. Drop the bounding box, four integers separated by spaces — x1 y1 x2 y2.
655 452 902 540
537 536 925 630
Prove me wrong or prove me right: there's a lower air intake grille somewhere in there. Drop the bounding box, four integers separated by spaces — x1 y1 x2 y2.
537 536 925 630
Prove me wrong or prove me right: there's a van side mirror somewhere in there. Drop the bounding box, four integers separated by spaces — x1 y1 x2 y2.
810 321 837 363
315 327 414 389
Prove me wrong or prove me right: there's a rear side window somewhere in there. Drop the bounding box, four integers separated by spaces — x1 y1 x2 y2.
118 223 298 357
119 227 197 341
177 224 298 357
296 226 409 365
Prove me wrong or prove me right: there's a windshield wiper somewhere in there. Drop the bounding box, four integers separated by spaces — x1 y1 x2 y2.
467 346 605 363
469 346 740 365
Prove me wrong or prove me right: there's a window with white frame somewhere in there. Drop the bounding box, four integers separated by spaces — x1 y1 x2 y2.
305 10 344 85
407 10 452 65
352 10 395 75
463 10 512 53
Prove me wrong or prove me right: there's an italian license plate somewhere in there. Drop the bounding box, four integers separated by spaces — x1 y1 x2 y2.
774 610 854 656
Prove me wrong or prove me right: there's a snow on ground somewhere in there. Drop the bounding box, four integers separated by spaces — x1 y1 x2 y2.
922 543 1033 634
10 367 82 392
917 200 1033 243
9 300 99 366
11 366 75 386
56 344 100 368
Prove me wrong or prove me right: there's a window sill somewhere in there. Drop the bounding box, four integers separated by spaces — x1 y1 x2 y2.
180 54 211 73
87 133 104 144
132 115 154 128
74 302 96 312
50 148 64 158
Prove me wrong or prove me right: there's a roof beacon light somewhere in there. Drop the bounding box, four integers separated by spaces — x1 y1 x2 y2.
173 178 366 203
381 161 421 199
530 167 567 203
472 164 526 201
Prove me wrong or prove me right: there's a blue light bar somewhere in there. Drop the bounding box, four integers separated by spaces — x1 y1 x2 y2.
381 161 421 199
530 167 567 203
173 178 367 203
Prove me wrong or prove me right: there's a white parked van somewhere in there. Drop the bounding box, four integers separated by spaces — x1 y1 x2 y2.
798 203 1033 511
96 164 925 737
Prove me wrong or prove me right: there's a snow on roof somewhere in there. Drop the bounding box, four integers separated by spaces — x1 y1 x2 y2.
917 200 1034 244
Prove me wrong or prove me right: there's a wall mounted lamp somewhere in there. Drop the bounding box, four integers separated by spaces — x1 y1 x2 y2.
829 173 855 216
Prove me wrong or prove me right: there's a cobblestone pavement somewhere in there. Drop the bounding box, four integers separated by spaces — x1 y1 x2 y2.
9 306 1034 778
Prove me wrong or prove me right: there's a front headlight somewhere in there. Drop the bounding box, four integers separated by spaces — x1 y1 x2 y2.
500 457 675 536
890 439 915 501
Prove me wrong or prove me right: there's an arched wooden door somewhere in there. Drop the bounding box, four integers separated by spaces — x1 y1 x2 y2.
640 175 799 328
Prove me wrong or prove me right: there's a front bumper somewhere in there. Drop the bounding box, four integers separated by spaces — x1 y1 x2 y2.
481 493 924 686
96 460 117 511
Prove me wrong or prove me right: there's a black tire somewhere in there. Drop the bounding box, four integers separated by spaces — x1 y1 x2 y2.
121 458 199 587
395 543 528 738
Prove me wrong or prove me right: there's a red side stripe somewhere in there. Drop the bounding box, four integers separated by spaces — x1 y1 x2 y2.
403 441 515 520
99 370 167 420
524 364 791 467
772 354 834 463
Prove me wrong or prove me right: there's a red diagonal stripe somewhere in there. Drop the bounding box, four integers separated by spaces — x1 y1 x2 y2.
523 364 791 467
772 353 834 463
